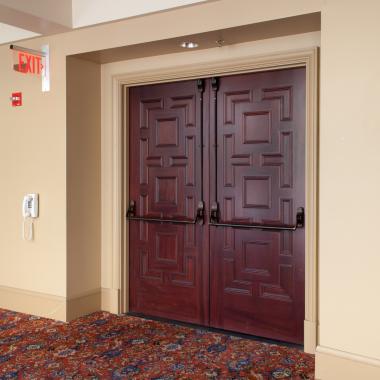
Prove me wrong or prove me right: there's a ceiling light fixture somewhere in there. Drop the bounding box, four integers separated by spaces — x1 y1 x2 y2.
216 39 225 47
181 41 199 49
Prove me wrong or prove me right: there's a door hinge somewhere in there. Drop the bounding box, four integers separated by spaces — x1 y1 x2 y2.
296 207 305 228
197 79 205 93
126 200 136 218
196 201 205 225
210 202 220 224
211 77 219 92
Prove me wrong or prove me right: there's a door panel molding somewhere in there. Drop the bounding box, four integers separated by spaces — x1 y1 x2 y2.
107 47 318 353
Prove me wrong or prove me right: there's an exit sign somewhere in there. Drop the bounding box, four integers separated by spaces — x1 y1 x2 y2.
10 44 50 92
16 52 43 75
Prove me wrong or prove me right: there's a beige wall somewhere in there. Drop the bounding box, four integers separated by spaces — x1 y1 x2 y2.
0 43 67 298
66 57 101 305
316 0 380 375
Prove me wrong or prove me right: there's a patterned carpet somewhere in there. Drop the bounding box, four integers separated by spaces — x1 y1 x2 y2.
0 308 314 379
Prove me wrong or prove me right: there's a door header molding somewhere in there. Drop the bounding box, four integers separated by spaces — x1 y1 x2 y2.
112 48 317 87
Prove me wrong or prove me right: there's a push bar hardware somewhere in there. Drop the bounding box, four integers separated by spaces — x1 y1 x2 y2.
127 200 205 225
209 202 304 231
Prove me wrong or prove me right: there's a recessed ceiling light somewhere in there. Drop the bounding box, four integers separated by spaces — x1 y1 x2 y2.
181 41 199 49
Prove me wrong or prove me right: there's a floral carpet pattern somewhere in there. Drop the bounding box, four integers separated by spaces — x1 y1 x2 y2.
0 308 314 379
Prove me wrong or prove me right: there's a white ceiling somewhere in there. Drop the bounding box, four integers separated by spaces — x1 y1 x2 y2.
72 0 206 28
0 22 39 44
0 0 208 45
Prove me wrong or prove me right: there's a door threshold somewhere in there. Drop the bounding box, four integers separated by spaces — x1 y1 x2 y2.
126 312 303 351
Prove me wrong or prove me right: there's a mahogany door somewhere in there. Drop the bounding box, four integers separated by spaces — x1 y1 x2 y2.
209 68 306 344
129 80 209 325
128 68 305 344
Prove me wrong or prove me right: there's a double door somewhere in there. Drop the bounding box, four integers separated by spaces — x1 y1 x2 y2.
128 68 306 344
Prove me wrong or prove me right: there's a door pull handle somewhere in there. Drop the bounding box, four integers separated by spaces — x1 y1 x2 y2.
209 202 304 231
127 200 205 225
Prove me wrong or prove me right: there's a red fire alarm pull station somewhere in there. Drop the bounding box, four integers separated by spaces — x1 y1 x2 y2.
11 92 22 107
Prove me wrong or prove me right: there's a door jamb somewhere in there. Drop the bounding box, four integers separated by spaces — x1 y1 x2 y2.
109 48 319 353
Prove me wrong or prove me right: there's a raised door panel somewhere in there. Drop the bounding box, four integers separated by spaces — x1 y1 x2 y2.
210 68 306 344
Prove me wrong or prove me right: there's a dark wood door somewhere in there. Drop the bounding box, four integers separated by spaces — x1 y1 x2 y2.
129 68 305 343
209 68 306 344
129 80 209 325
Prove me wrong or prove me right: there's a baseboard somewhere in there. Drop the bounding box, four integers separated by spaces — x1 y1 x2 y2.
0 285 104 322
0 285 66 321
101 287 120 314
66 288 102 321
304 319 317 354
316 346 380 380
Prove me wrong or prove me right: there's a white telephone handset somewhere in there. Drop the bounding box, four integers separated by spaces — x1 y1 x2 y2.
22 194 39 240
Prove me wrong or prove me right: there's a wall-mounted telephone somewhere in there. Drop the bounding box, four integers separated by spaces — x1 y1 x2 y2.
22 194 39 241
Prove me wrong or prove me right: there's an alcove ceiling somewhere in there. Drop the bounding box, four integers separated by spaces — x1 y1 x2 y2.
74 13 320 64
0 0 209 45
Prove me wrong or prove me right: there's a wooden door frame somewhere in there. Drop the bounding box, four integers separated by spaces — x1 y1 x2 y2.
109 48 318 353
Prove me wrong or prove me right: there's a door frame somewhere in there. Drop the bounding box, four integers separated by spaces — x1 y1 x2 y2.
107 47 318 353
